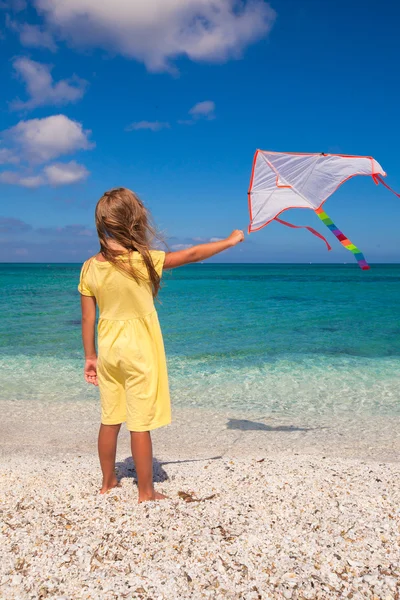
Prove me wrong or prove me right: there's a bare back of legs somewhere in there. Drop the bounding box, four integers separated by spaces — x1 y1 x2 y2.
97 423 167 502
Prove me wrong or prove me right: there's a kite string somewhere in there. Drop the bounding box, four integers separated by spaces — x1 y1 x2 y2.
275 217 332 251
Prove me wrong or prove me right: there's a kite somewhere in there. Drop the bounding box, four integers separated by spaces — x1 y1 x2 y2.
247 151 400 270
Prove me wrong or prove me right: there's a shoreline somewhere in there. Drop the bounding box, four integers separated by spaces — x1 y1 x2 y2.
1 399 399 463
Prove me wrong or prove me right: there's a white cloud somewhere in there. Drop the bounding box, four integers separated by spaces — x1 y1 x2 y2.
8 20 57 50
44 160 88 185
0 115 92 186
0 0 27 12
11 58 87 110
19 174 45 187
0 160 89 187
2 114 94 163
178 100 216 125
0 171 19 184
0 147 19 164
126 121 170 132
18 23 56 50
177 119 195 126
33 0 276 72
169 237 225 250
0 217 32 233
170 243 192 251
77 227 94 237
0 170 45 187
189 100 215 119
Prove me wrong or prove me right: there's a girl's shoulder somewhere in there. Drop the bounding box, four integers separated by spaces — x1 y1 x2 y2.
92 253 107 263
81 250 165 270
79 256 100 278
82 254 105 267
149 249 165 260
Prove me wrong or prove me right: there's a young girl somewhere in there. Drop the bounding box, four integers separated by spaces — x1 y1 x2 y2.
79 187 244 502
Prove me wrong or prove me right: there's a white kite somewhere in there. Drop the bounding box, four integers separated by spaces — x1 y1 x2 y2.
248 150 399 269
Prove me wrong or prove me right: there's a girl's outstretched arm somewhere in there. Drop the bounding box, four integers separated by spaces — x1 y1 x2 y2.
164 230 244 269
80 295 98 386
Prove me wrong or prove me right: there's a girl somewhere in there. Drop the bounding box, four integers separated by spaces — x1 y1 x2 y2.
79 187 244 502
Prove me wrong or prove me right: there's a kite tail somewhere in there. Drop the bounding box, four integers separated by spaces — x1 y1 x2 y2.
275 217 332 251
314 207 370 270
373 174 400 198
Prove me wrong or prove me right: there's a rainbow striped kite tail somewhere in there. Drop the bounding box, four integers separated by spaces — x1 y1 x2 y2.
315 207 370 270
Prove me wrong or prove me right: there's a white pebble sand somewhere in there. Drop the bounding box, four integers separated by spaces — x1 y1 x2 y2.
1 400 399 599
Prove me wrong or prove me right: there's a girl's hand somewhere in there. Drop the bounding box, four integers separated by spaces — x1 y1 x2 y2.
84 357 98 386
227 230 245 247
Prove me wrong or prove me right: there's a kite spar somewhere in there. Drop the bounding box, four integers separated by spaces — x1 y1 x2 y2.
247 151 400 270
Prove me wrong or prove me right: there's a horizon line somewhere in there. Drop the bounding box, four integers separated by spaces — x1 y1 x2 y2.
1 261 399 266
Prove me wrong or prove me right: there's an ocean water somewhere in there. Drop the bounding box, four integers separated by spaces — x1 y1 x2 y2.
0 263 399 420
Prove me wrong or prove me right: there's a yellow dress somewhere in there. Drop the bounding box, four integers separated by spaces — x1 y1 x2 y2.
78 251 171 432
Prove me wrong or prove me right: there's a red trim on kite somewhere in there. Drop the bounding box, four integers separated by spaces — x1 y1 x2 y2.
375 174 400 198
257 150 380 160
275 217 332 251
249 205 320 233
262 156 292 189
247 149 259 233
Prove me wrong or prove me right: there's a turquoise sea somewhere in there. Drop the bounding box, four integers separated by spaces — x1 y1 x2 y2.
0 263 399 419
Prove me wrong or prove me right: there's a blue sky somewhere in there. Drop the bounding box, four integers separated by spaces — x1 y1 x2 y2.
0 0 399 263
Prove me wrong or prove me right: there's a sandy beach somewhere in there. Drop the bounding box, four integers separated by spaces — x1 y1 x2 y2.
1 400 399 599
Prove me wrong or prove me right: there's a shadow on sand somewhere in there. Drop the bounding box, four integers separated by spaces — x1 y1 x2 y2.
226 418 313 433
116 419 317 483
115 455 223 484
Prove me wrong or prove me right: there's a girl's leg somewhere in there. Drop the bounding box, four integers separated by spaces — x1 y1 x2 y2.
98 423 121 494
130 431 167 503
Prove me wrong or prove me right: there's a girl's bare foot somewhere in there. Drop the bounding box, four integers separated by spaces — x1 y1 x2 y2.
138 490 168 503
100 478 121 494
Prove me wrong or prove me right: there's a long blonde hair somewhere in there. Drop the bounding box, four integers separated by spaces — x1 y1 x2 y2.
94 187 162 297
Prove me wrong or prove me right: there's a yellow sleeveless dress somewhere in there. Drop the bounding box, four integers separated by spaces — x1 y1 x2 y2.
78 251 171 432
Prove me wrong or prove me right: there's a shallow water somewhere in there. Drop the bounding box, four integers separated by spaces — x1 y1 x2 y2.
0 263 399 420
